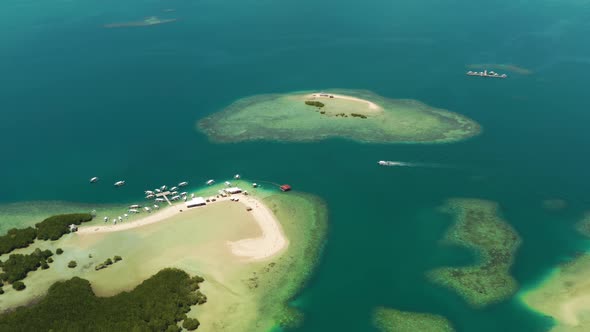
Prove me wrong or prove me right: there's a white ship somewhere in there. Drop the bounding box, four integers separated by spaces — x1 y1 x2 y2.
114 180 126 187
178 181 189 187
90 177 99 183
206 179 215 185
466 69 507 78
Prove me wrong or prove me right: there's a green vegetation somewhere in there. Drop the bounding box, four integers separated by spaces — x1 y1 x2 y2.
95 255 123 271
304 100 324 108
68 260 77 268
0 213 93 257
0 268 206 331
12 281 25 291
373 307 455 332
56 248 63 255
0 248 53 283
0 288 4 295
350 113 367 118
427 199 521 307
183 318 201 330
0 227 37 256
35 213 93 240
0 227 37 255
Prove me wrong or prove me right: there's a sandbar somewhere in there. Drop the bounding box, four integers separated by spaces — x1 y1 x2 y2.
198 89 481 144
77 193 288 261
521 212 590 331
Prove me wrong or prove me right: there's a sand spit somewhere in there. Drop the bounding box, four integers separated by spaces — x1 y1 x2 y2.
77 195 287 261
227 196 288 261
306 92 383 111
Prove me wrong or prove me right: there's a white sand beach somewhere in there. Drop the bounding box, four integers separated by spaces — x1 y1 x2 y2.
227 195 288 261
77 194 287 261
307 92 383 111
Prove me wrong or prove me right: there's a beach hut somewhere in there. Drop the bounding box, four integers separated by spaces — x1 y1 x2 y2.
186 197 207 208
224 187 242 195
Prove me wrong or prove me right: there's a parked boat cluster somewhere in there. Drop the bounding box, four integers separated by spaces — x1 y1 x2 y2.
91 174 246 225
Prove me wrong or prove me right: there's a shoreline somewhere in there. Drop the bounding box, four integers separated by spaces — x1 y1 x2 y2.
306 92 383 111
77 194 288 261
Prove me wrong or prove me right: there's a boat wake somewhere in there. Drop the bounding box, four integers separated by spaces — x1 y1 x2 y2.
377 160 449 168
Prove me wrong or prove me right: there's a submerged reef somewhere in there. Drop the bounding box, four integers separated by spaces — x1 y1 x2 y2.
427 199 521 307
373 307 455 332
466 63 533 75
575 213 590 237
198 89 480 144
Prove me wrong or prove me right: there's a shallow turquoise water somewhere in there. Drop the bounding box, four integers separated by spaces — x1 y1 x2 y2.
2 0 590 330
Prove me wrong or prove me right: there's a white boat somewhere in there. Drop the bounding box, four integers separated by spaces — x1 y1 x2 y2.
171 195 181 201
146 194 155 199
170 186 178 192
144 207 151 212
90 177 99 183
206 179 215 185
145 190 154 195
178 181 188 187
153 204 160 209
234 174 241 179
114 180 126 187
160 185 167 191
180 192 188 196
170 191 178 196
252 183 258 188
128 209 139 213
378 160 404 166
155 198 165 202
224 181 231 186
129 204 141 209
155 189 161 193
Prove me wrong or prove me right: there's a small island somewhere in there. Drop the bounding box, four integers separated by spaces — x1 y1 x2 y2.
427 199 521 307
198 90 481 144
373 307 455 332
0 180 327 332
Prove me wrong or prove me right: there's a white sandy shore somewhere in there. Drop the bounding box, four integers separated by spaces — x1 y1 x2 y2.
76 194 287 261
307 92 382 111
227 195 288 261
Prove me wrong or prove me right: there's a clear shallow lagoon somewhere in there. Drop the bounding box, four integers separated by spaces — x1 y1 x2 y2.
1 0 590 331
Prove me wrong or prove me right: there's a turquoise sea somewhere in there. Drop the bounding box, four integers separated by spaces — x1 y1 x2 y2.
2 0 590 330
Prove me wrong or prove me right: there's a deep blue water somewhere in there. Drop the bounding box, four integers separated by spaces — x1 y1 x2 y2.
2 0 590 330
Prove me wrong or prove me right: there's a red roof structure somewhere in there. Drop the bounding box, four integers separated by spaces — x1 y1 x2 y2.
280 184 291 192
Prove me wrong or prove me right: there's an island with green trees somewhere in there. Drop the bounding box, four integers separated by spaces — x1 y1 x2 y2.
427 199 521 307
0 181 328 332
198 89 480 144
